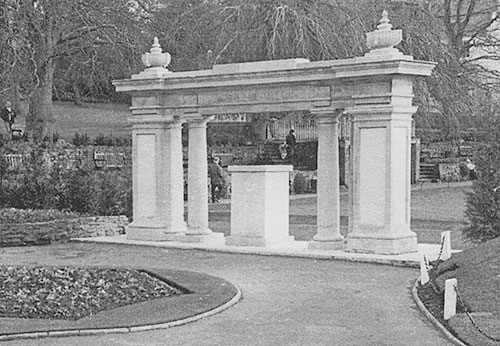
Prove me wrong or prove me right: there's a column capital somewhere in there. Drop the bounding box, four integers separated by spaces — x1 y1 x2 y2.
183 113 213 124
311 107 343 123
130 117 183 130
346 105 418 116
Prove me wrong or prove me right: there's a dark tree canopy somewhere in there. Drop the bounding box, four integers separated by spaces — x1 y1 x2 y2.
1 0 500 141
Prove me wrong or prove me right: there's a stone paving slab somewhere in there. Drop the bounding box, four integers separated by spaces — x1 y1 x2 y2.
73 235 461 268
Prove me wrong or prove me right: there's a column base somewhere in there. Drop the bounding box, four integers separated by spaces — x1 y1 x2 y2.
346 232 417 255
126 219 186 242
225 235 295 248
175 232 225 245
308 239 345 251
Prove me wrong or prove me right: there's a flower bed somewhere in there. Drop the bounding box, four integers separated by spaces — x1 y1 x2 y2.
0 208 128 247
0 266 184 320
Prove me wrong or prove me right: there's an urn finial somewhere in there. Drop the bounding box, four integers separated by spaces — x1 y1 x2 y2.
141 37 171 70
366 10 402 52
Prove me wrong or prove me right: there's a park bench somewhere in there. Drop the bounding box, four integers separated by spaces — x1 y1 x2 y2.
10 123 24 139
2 154 24 171
458 145 473 157
93 151 126 168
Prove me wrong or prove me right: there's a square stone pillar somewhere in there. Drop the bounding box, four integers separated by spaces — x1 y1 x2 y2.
226 165 294 247
127 119 186 241
346 105 417 254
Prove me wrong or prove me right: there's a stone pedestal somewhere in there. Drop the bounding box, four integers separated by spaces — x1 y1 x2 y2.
127 120 186 241
346 105 417 254
225 165 294 247
309 110 345 251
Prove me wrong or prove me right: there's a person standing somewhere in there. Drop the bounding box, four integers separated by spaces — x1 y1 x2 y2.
285 129 297 159
208 156 225 203
0 101 16 138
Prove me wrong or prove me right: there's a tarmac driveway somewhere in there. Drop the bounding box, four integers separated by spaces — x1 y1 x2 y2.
0 243 454 346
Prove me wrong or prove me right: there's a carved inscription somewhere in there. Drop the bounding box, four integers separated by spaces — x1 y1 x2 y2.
199 85 329 106
132 96 157 108
331 82 391 98
162 94 197 107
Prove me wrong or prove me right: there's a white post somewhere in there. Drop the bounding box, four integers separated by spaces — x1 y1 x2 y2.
309 109 344 250
444 278 457 320
177 114 223 244
420 254 430 285
440 231 452 261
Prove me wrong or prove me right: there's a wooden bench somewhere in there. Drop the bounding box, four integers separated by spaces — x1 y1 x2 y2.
2 154 24 170
458 145 473 157
93 152 126 168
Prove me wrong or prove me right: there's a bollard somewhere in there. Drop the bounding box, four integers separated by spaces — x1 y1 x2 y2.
444 278 457 320
420 254 430 285
440 231 452 261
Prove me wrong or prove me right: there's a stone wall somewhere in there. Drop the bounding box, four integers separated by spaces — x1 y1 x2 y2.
2 145 131 172
0 216 128 247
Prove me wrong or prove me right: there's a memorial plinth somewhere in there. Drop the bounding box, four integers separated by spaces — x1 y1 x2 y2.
225 165 294 247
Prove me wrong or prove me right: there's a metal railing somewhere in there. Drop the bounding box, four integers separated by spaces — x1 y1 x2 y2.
267 115 351 142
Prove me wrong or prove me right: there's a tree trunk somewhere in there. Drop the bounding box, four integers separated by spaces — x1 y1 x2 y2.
73 81 82 106
27 60 56 142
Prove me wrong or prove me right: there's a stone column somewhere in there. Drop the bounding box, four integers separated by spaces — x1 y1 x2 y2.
309 109 344 250
346 105 417 254
127 118 186 241
177 114 223 244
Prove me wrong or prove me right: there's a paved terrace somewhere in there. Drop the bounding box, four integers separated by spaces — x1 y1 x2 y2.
78 181 471 267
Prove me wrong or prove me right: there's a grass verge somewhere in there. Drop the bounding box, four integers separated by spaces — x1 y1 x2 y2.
417 237 500 346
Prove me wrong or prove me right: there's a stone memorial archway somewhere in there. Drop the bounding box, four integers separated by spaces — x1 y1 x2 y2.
114 12 435 255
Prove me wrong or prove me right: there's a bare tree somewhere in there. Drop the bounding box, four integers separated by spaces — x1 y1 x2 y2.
1 0 145 141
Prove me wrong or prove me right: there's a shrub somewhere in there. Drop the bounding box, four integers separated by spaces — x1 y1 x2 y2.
464 124 500 243
0 143 132 218
292 172 308 194
94 133 132 147
56 164 132 218
6 148 60 210
0 208 81 223
72 132 91 146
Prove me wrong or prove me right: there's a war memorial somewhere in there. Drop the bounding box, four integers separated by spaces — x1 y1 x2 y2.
113 11 435 255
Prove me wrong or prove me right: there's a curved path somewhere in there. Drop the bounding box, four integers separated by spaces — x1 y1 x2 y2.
0 243 454 346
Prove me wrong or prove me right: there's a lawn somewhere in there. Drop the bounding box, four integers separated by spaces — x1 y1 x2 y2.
1 101 131 140
52 101 131 139
418 237 500 346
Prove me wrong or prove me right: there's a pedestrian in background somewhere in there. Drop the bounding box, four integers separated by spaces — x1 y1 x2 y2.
0 101 16 139
208 156 226 203
285 129 296 159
